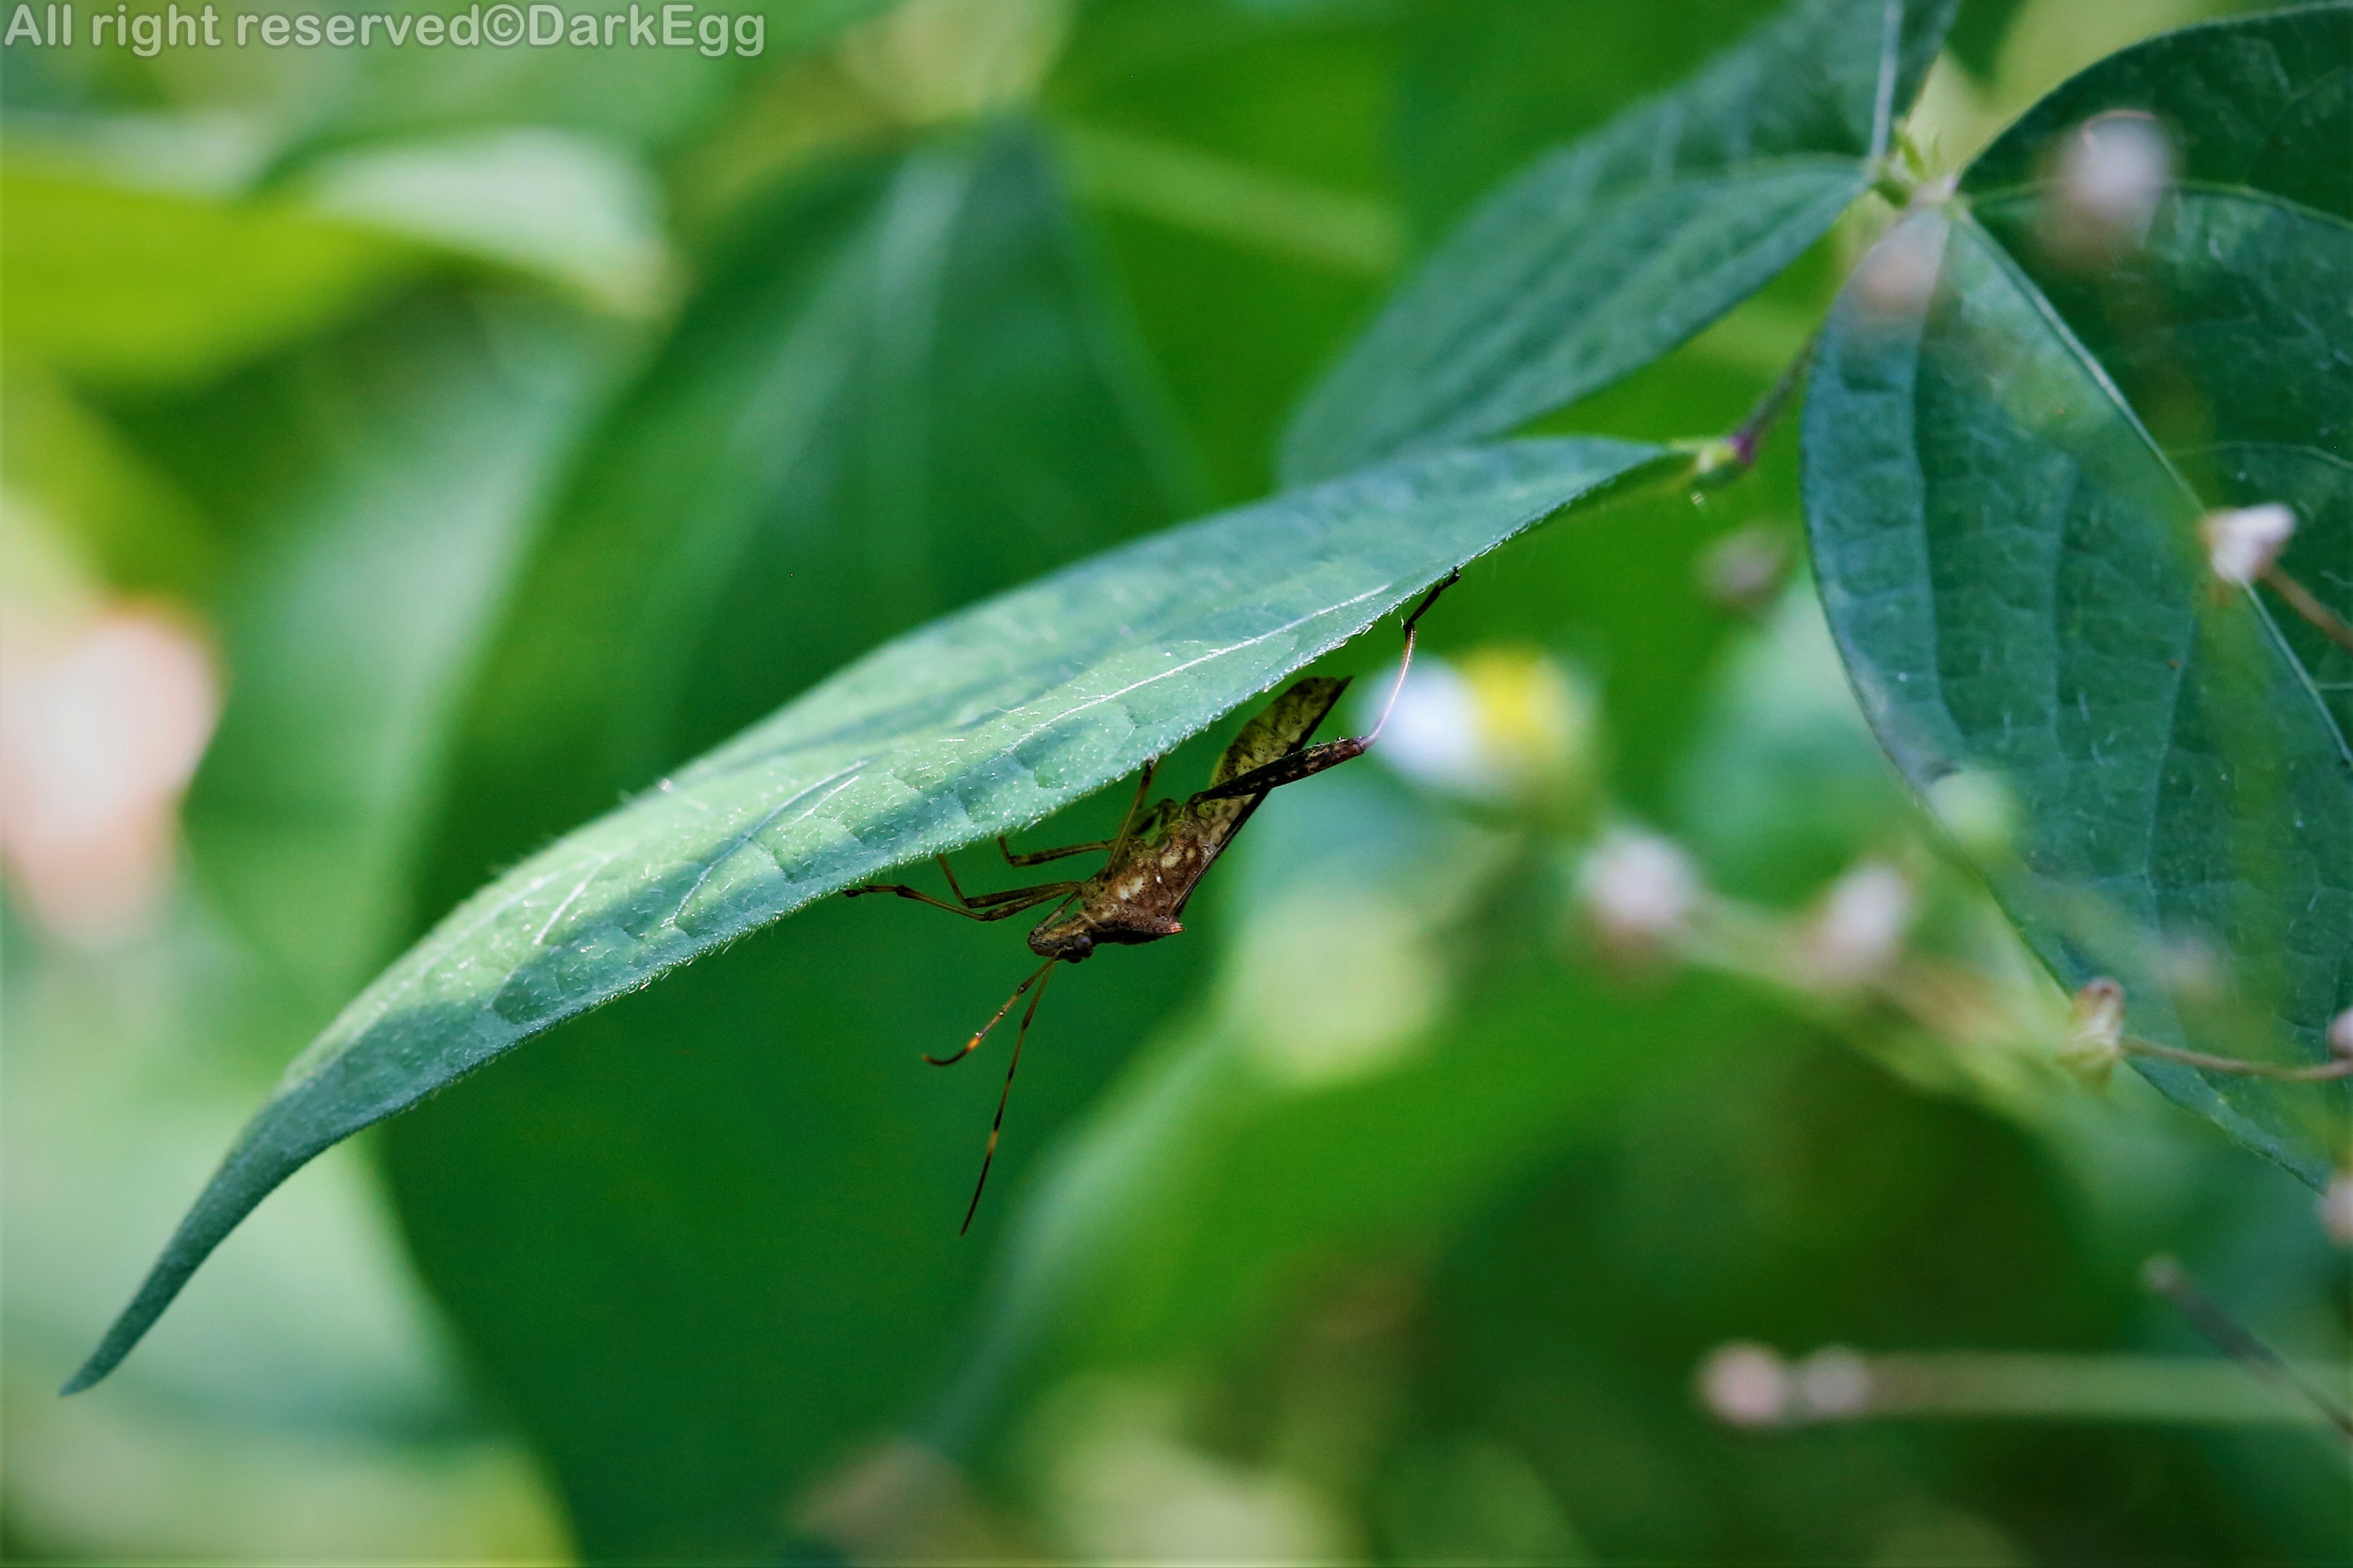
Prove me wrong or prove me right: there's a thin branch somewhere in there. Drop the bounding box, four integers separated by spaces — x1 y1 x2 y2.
2123 1034 2353 1082
2262 564 2353 655
1694 328 1821 485
2142 1256 2353 1441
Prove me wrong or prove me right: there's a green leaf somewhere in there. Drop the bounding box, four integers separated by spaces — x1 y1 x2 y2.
66 420 1666 1399
1281 0 1957 485
297 131 671 315
285 0 891 158
1045 0 1403 502
1392 0 1791 239
175 295 621 1000
1804 6 2352 1183
418 129 1203 885
0 162 417 387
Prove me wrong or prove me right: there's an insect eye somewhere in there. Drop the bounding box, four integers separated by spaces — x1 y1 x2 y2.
1071 935 1094 958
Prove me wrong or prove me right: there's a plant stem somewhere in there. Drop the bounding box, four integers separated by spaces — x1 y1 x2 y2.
1694 328 1821 485
2142 1256 2353 1440
2123 1035 2353 1082
2262 564 2353 654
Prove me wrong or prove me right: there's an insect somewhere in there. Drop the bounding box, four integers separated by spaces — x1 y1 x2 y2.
847 573 1456 1229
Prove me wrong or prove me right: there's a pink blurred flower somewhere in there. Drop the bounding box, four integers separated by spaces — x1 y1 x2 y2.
0 607 219 945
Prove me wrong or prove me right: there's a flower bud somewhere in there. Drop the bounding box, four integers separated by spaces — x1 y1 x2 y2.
1800 861 1915 990
1697 1342 1788 1427
2059 977 2127 1088
1853 216 1944 322
2200 503 2295 587
1926 769 2016 860
1697 526 1789 617
2322 1171 2353 1247
1575 830 1702 960
2041 110 2172 265
1792 1348 1872 1420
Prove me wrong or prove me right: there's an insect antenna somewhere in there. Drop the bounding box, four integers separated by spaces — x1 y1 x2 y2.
925 955 1056 1066
959 957 1058 1234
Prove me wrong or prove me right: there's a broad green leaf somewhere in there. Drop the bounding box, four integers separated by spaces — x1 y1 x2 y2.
1045 0 1402 501
298 131 670 315
1804 7 2351 1183
174 295 622 1001
0 162 417 387
1281 0 1958 484
0 370 216 598
1393 0 1791 238
64 425 1667 1391
417 128 1203 885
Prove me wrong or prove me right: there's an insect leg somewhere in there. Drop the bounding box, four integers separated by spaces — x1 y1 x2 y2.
924 954 1055 1066
958 958 1057 1234
998 836 1115 867
1191 572 1460 803
844 877 1074 921
998 759 1159 866
1362 568 1458 743
1106 757 1159 858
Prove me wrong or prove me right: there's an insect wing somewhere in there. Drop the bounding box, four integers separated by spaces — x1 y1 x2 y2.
1210 676 1350 789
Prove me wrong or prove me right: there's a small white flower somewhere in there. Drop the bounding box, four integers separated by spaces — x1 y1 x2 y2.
1576 830 1702 956
1697 1343 1788 1428
2045 111 2173 262
1793 1348 1873 1419
1377 657 1489 795
1378 649 1595 805
2322 1171 2353 1247
2059 977 2127 1088
1801 861 1915 989
2200 503 2295 587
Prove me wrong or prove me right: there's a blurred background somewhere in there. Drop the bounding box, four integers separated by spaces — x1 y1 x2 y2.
3 0 2346 1560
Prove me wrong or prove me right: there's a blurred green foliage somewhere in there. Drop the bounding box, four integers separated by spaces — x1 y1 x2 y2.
4 0 2344 1562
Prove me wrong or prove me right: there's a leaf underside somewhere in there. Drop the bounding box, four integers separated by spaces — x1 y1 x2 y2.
1805 5 2352 1183
67 434 1670 1393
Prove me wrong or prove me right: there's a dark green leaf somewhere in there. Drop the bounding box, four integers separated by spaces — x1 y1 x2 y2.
178 295 620 1001
1804 6 2351 1183
1945 0 2032 81
1393 0 1787 239
1281 0 1958 484
1045 0 1402 502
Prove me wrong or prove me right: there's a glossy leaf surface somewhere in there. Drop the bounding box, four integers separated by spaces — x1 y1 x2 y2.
1804 6 2352 1182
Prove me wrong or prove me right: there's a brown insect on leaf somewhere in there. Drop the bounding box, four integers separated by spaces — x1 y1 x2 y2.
846 574 1457 1229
